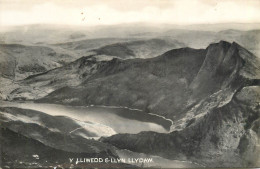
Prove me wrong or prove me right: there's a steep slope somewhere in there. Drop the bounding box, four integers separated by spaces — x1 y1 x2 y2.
0 50 16 78
26 47 206 121
190 41 246 100
0 127 122 168
0 107 200 168
45 41 259 118
0 107 117 142
215 29 260 57
0 107 127 168
0 44 72 80
0 43 75 100
7 55 99 100
99 42 260 167
101 86 260 167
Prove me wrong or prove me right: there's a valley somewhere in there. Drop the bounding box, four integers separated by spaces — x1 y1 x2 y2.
0 24 259 168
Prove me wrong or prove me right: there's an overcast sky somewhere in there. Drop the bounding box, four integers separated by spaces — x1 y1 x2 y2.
0 0 260 26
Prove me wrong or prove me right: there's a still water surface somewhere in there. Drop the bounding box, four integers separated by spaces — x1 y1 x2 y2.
0 101 171 134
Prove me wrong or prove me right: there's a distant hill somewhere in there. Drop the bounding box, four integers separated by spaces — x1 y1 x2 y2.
92 39 186 59
0 44 72 80
54 38 186 60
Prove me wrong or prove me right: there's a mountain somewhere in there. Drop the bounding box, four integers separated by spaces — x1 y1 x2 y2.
159 29 260 58
8 42 259 118
4 41 260 167
0 44 72 80
58 28 259 60
99 42 260 167
54 38 186 61
0 24 90 44
101 86 260 167
0 127 124 168
9 46 206 118
0 106 136 168
0 37 182 81
161 29 216 49
0 106 202 168
215 29 260 57
0 43 79 100
92 39 186 59
55 38 134 51
0 107 117 145
1 24 259 58
1 23 260 168
8 41 259 119
53 38 134 59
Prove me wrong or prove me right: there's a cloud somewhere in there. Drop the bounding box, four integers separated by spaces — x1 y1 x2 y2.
0 0 260 26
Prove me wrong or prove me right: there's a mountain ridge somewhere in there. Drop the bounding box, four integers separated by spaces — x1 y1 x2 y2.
7 41 259 121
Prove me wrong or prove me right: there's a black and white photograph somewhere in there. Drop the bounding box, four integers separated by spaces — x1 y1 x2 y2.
0 0 259 168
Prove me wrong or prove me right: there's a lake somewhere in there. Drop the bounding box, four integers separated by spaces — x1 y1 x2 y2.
0 101 203 168
0 101 172 135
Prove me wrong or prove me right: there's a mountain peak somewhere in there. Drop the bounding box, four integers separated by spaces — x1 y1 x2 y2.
207 40 231 50
190 40 256 99
219 40 231 45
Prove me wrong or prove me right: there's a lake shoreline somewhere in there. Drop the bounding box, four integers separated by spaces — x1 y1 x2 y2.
0 100 172 134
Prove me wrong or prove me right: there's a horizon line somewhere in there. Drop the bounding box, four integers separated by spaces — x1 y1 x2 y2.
2 22 260 27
